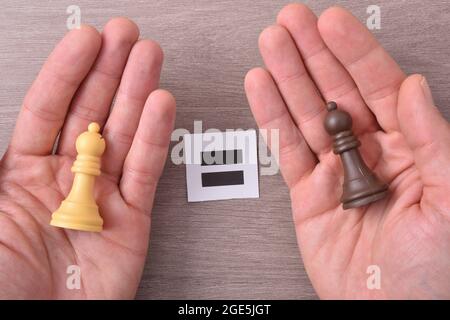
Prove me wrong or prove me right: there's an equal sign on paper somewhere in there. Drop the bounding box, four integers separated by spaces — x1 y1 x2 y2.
200 150 244 187
184 131 259 202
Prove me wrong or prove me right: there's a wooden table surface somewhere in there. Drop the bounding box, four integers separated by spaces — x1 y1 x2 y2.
0 0 449 299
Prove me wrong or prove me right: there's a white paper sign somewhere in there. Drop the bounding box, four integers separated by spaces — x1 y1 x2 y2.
184 130 259 202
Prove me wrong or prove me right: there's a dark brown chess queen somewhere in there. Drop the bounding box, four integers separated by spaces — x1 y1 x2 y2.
324 102 388 209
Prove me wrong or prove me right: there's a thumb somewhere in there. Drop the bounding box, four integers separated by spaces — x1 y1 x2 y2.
397 74 450 187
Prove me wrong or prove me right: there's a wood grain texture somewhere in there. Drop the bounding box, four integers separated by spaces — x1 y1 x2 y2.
0 0 449 299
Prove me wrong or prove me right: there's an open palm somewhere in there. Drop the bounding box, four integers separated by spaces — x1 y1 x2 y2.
0 18 175 299
245 5 450 299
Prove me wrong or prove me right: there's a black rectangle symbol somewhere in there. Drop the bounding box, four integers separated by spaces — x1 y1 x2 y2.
201 171 244 187
201 149 243 166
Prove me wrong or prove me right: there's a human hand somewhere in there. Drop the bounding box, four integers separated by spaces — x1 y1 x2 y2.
245 4 450 299
0 18 175 299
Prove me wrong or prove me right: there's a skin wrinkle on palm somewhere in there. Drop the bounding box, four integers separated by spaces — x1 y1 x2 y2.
0 3 448 299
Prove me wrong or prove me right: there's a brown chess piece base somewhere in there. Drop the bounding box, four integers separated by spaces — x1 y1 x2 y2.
343 190 388 209
342 173 389 209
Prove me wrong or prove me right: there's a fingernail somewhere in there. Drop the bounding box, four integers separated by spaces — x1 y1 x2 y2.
420 76 435 105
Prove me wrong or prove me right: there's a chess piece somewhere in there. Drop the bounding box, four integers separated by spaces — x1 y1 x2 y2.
324 102 388 209
50 122 106 232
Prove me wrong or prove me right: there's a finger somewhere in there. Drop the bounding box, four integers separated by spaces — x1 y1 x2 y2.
10 26 101 155
57 18 139 156
258 25 329 155
245 68 317 189
397 74 450 186
102 40 163 179
120 89 176 213
318 6 406 132
277 3 378 134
